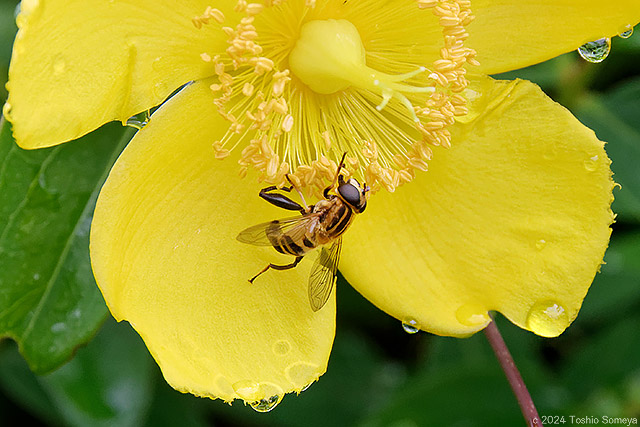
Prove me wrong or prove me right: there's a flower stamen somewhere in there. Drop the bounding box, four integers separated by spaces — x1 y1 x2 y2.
194 0 477 195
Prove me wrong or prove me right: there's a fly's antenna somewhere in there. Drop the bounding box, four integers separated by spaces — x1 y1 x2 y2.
324 152 349 198
337 151 348 172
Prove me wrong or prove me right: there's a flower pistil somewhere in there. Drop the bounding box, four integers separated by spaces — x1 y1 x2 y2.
194 0 477 194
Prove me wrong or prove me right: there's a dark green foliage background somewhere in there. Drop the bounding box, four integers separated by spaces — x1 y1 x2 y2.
1 1 639 425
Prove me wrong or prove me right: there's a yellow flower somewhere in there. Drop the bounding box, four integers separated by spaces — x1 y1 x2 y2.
4 0 638 408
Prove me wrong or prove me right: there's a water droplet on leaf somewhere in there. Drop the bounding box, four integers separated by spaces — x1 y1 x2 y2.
619 25 633 39
401 319 420 334
526 300 569 337
577 38 611 63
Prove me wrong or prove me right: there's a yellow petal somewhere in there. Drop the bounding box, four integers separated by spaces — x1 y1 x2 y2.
6 0 230 149
470 1 640 74
90 79 335 402
340 77 614 338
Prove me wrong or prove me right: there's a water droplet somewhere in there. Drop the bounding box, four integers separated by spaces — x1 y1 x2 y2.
153 81 168 98
125 110 150 130
272 339 291 356
33 273 40 280
53 57 66 75
577 38 611 63
232 380 283 405
2 102 13 120
535 239 547 250
401 319 420 334
455 304 490 327
215 376 235 397
232 380 260 400
619 25 633 39
543 145 557 160
51 322 66 333
584 154 599 171
526 300 569 337
285 362 320 390
151 56 163 71
249 394 282 412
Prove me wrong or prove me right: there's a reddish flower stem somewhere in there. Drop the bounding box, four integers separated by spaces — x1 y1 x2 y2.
483 318 543 427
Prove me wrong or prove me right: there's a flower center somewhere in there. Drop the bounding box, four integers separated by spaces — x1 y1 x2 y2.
289 19 434 121
193 0 477 195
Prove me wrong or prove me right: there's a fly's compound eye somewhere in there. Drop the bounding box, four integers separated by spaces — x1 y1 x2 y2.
337 180 367 213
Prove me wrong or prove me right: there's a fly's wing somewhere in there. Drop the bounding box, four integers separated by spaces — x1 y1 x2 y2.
308 238 342 311
236 214 319 247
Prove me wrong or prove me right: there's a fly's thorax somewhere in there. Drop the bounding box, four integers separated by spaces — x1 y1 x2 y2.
314 197 355 244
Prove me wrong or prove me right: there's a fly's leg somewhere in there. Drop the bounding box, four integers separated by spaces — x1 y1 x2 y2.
259 185 306 214
323 152 348 198
285 174 311 213
248 256 304 283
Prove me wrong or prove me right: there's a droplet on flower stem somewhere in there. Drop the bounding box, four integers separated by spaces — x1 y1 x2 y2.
577 38 611 63
618 25 633 39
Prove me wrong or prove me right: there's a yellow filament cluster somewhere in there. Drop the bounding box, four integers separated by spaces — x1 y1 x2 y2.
194 0 476 195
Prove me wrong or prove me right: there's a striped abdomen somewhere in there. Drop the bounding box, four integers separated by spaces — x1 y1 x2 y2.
266 220 318 257
266 197 354 256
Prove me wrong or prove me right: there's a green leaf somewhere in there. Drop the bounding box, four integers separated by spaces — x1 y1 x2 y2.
562 313 640 410
41 318 156 427
359 329 528 427
0 0 18 105
0 118 133 373
574 78 640 222
580 232 640 323
0 318 155 427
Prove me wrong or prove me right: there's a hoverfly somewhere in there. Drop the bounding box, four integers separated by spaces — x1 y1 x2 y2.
236 153 369 311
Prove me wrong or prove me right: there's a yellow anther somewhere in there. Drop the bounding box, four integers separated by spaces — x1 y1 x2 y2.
281 115 294 132
245 3 264 15
417 0 438 8
195 0 476 195
242 83 254 97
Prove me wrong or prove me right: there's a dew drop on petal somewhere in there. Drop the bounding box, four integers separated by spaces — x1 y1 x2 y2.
401 318 420 334
53 57 66 76
2 102 13 121
618 25 633 39
232 380 260 400
285 361 320 390
535 239 547 250
214 375 235 397
125 111 150 130
151 56 163 71
526 300 569 337
233 381 283 410
249 394 282 412
577 38 611 63
455 304 490 327
272 339 291 356
584 154 599 171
